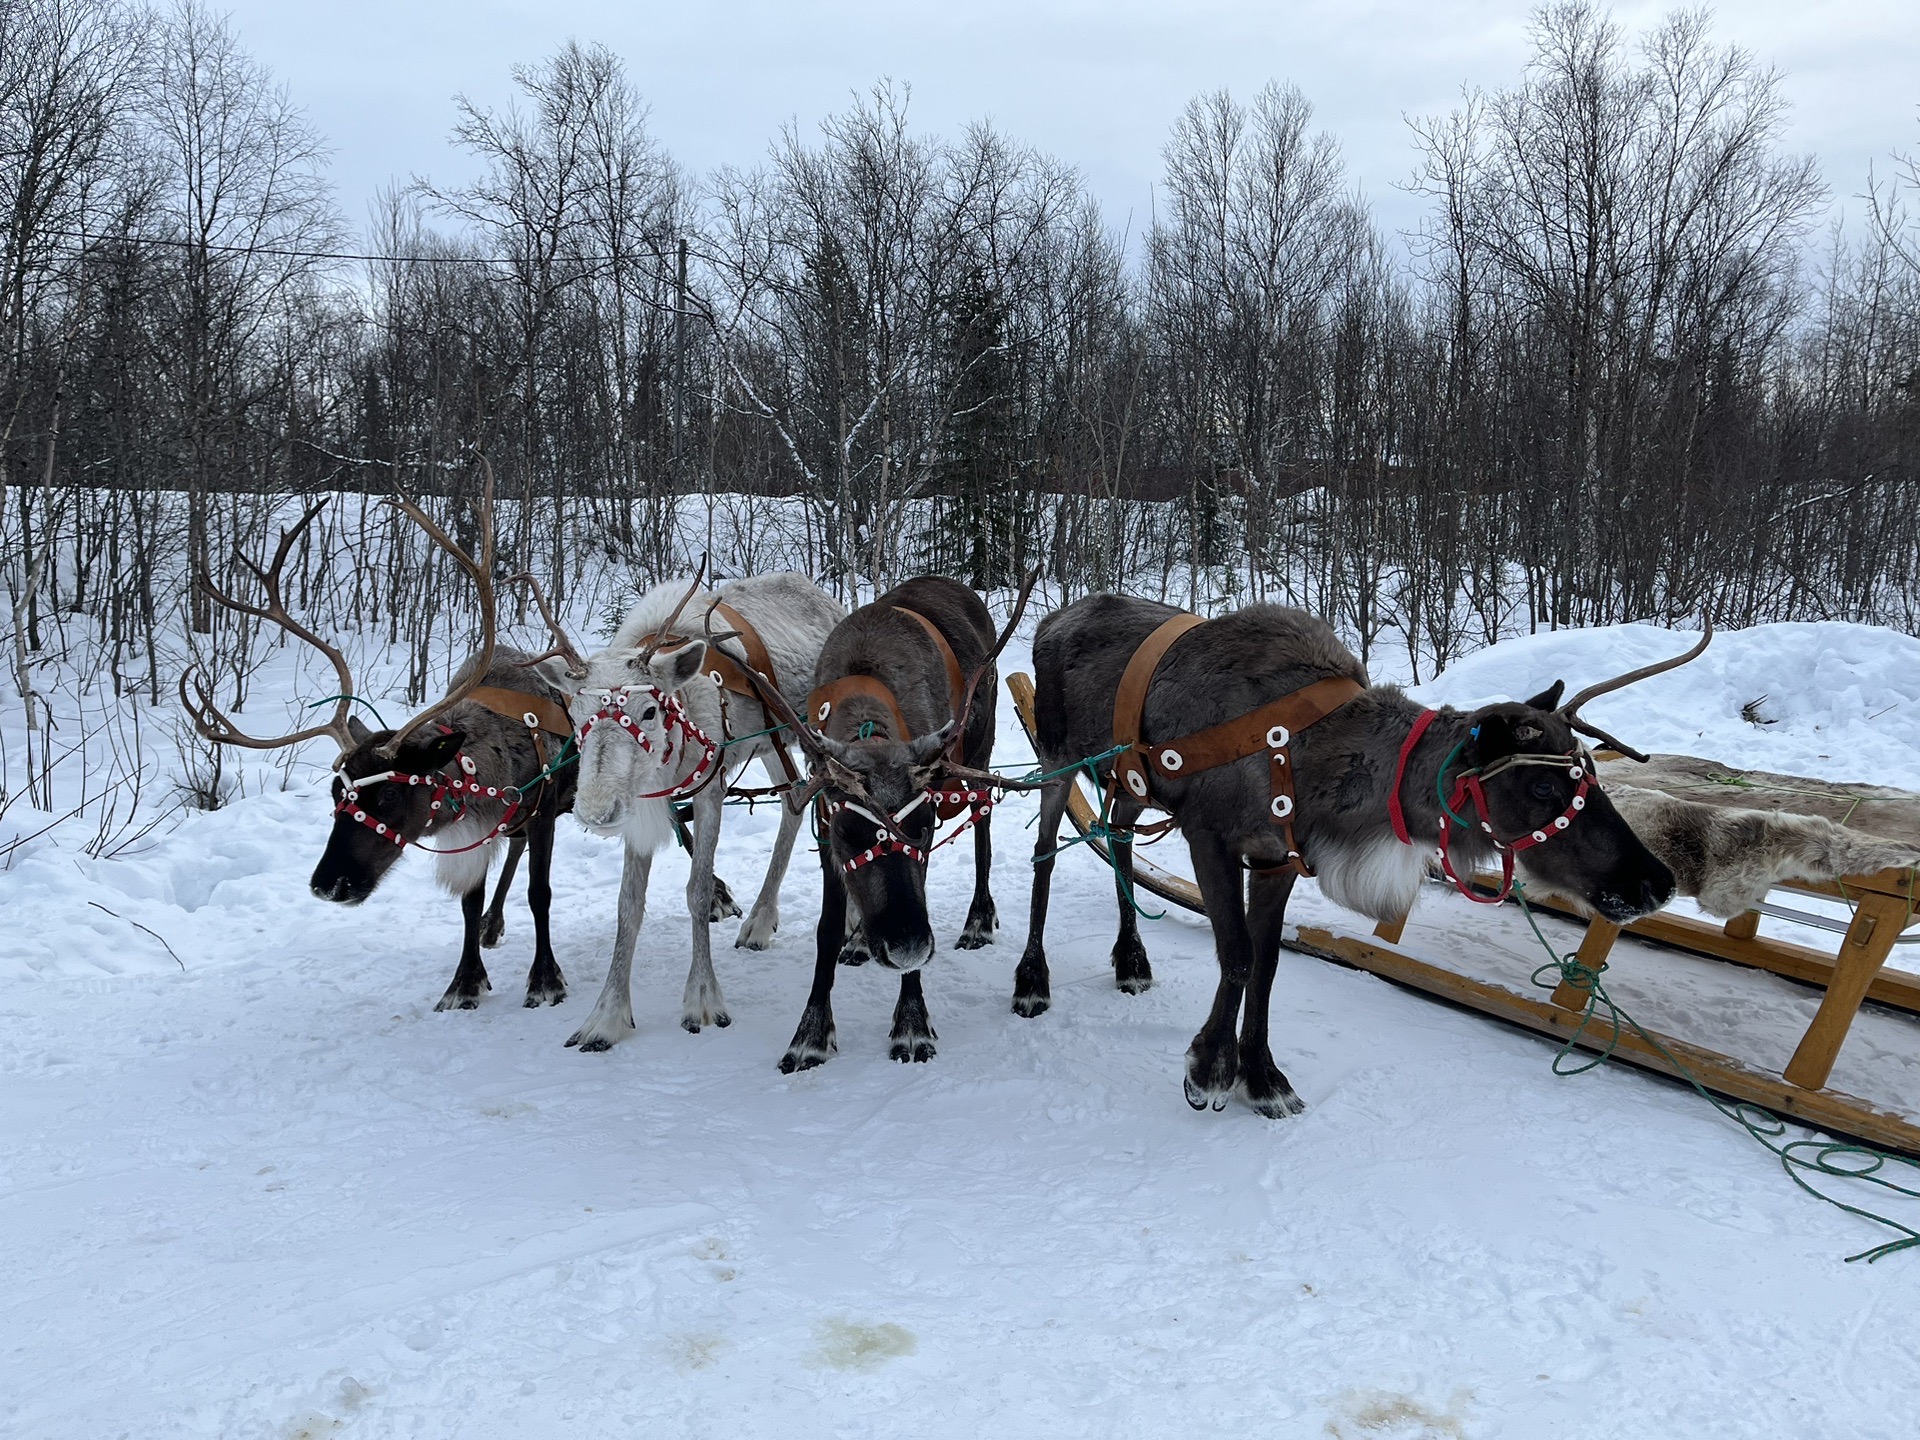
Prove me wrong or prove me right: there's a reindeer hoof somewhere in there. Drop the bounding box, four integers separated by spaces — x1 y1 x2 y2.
708 876 743 923
955 905 997 949
435 989 485 1012
479 915 507 949
780 1010 836 1072
1183 1075 1209 1111
735 907 779 950
1011 993 1050 1019
681 1012 730 1033
566 1011 633 1052
889 1034 937 1063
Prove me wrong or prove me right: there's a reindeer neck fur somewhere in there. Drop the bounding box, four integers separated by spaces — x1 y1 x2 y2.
1295 690 1495 922
407 646 571 894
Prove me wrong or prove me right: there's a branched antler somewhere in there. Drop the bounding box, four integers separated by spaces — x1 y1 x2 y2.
181 499 359 754
507 571 587 678
634 556 710 664
378 460 498 757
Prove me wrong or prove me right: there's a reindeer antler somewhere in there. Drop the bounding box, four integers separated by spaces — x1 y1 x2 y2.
507 571 587 678
1555 618 1714 762
948 564 1041 755
181 499 360 754
634 556 710 664
377 460 498 758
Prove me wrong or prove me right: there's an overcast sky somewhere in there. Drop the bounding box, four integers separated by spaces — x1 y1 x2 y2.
218 0 1918 249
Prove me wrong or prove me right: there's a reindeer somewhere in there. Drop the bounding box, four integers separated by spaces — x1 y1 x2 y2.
557 570 846 1051
182 482 579 1012
741 574 1038 1073
1018 594 1705 1118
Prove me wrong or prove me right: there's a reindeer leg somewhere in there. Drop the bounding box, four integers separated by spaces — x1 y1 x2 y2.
681 784 731 1031
567 845 650 1051
1183 832 1251 1112
435 885 493 1011
1108 799 1153 994
781 838 844 1072
889 970 938 1063
480 834 524 948
838 891 873 966
737 749 802 950
522 818 566 1007
1237 867 1304 1118
956 807 998 949
1013 779 1071 1017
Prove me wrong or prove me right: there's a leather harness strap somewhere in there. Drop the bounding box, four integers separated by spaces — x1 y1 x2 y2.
1107 613 1364 877
1111 614 1206 807
894 606 966 753
808 674 914 741
458 684 575 834
467 685 573 741
636 601 802 787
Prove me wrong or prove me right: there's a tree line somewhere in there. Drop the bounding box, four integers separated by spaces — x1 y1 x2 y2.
4 0 1919 747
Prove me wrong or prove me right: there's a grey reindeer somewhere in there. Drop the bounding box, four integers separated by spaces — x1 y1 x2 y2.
741 575 1039 1073
183 484 580 1012
560 571 846 1051
1018 594 1702 1118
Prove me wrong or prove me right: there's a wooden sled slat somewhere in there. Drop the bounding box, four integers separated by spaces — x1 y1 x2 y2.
1293 924 1920 1157
1505 886 1920 1017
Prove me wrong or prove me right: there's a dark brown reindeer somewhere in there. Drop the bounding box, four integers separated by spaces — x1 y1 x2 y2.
743 574 1038 1072
1019 594 1706 1118
182 483 580 1011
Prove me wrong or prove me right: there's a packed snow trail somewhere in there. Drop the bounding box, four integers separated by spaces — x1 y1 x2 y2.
4 622 1920 1438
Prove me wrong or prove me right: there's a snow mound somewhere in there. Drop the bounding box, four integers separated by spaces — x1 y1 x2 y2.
1411 620 1920 792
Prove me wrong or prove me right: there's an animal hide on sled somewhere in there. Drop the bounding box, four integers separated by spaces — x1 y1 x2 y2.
1591 754 1920 919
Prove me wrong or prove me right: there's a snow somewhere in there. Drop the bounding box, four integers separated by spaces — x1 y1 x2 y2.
5 618 1920 1438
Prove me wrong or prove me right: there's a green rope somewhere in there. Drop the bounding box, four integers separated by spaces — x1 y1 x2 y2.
510 735 578 796
1509 881 1920 1263
723 720 790 748
1435 738 1476 829
306 694 390 728
1022 742 1164 920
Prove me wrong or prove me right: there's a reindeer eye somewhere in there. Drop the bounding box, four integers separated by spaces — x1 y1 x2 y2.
640 705 658 723
1515 723 1542 743
1528 776 1559 801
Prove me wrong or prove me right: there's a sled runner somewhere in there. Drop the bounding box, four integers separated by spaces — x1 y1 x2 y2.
1007 671 1920 1155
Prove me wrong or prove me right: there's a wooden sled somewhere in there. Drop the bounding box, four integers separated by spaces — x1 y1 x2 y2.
1005 671 1920 1156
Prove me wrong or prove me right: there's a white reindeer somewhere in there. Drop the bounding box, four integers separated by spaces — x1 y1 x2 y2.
561 571 845 1050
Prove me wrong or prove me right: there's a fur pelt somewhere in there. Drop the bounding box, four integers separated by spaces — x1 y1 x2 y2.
1607 786 1920 918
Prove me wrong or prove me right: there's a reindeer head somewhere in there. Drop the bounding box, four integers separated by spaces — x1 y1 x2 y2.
1437 625 1713 922
813 724 957 971
311 718 467 903
1451 689 1673 922
565 570 720 840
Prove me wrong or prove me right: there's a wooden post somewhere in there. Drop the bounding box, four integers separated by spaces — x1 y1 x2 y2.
1550 917 1621 1012
1783 892 1913 1091
1723 909 1761 941
1373 913 1408 946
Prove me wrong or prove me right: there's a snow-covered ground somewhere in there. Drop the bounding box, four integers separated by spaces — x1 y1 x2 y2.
5 617 1920 1438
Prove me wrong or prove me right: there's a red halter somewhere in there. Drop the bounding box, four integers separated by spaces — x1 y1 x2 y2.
1389 708 1596 903
821 786 998 873
577 685 721 801
336 749 524 854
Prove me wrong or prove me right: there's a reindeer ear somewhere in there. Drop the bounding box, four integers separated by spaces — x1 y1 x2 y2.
347 716 373 745
652 640 708 691
906 723 954 765
1523 680 1566 711
400 728 464 771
